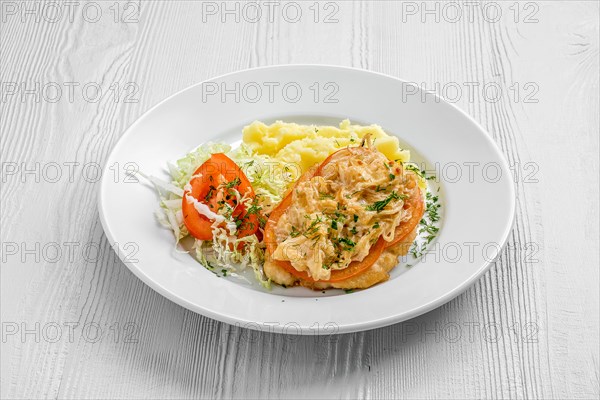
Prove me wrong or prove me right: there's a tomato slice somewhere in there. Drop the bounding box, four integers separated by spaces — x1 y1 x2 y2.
385 177 424 248
182 153 259 241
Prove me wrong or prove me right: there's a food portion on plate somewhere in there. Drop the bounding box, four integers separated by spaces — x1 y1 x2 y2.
264 145 424 290
148 120 439 291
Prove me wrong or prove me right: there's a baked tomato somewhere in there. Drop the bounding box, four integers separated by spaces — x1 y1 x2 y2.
182 153 259 241
264 147 425 283
264 150 386 283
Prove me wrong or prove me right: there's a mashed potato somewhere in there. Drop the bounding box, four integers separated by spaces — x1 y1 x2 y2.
242 120 410 174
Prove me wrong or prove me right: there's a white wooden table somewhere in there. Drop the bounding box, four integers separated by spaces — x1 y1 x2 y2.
1 1 598 398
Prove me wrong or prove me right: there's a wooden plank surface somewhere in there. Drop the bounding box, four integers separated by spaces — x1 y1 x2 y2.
1 1 598 398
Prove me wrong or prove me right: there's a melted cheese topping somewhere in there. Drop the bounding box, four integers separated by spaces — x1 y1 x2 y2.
272 147 418 281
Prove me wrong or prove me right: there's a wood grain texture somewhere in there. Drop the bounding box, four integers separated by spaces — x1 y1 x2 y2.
1 1 598 399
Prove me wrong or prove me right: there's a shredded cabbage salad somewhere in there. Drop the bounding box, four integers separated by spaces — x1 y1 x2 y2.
148 142 294 289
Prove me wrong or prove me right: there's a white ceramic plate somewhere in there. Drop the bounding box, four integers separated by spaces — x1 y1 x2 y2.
99 65 515 335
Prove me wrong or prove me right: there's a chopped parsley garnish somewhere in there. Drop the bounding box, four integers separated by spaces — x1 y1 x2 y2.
425 192 441 222
242 221 256 231
326 210 345 221
204 185 216 202
223 177 241 189
258 215 267 228
405 164 436 181
331 220 338 230
389 173 395 181
366 191 405 213
353 214 359 223
304 215 323 237
410 190 441 258
234 197 265 227
373 222 380 229
290 226 301 238
404 164 422 177
337 237 356 250
246 200 261 216
350 226 358 235
218 202 234 219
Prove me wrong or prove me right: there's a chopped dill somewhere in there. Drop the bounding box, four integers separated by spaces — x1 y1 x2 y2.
366 191 406 213
304 215 323 237
410 190 441 258
290 226 301 238
223 177 241 189
337 237 356 250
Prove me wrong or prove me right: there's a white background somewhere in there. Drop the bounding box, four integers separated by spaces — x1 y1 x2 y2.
1 1 598 399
